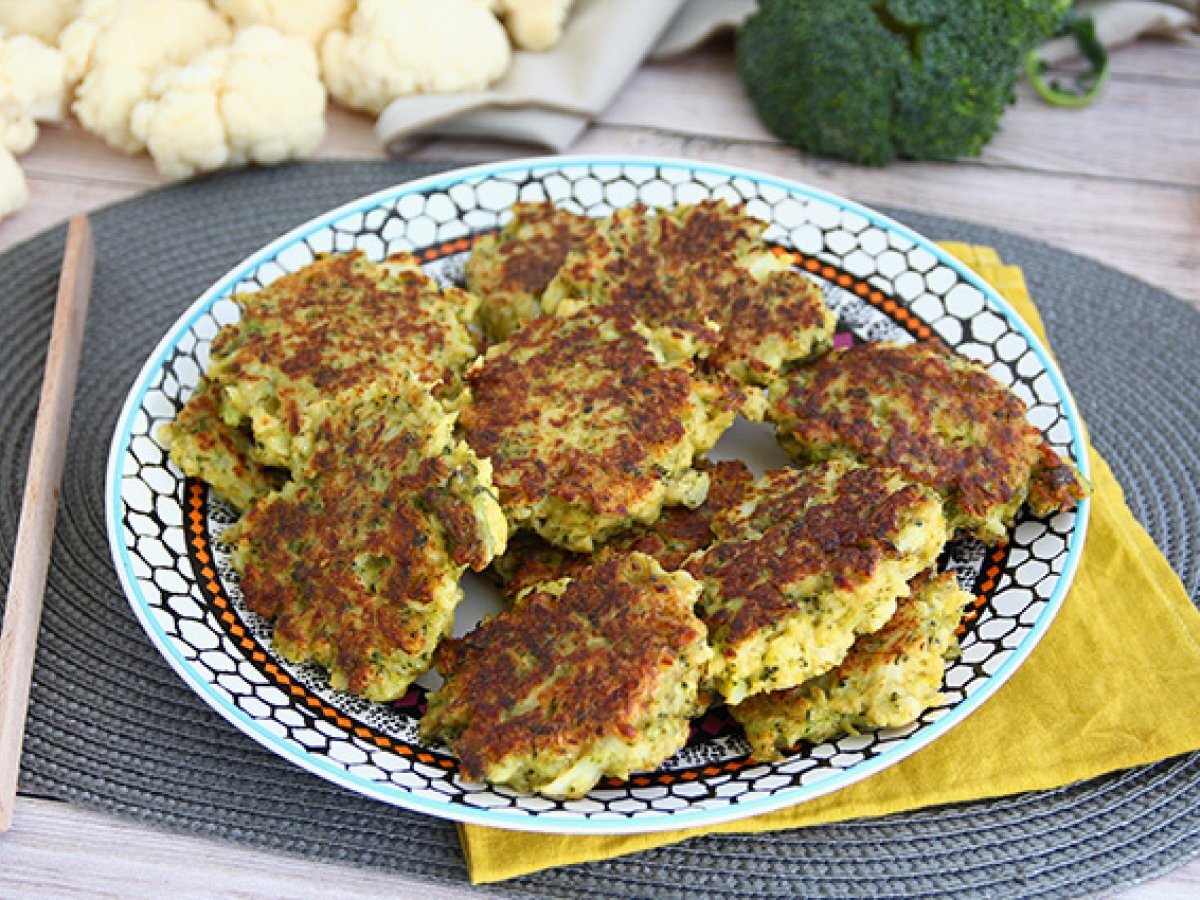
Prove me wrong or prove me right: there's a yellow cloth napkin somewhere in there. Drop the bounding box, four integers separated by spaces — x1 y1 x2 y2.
459 243 1200 884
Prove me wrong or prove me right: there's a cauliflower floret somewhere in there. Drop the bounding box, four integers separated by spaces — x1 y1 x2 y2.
0 31 68 154
130 26 325 180
0 143 27 218
0 112 31 154
212 0 353 47
493 0 574 51
0 0 80 44
321 0 511 115
61 0 231 153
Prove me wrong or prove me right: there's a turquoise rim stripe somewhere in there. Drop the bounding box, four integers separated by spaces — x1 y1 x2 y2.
106 156 1092 835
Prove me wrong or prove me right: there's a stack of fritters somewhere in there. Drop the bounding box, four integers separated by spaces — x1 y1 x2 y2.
688 461 949 706
225 375 506 701
768 340 1089 543
162 200 1093 796
459 304 743 552
421 552 712 798
733 569 972 760
491 459 755 600
162 252 505 702
164 250 481 502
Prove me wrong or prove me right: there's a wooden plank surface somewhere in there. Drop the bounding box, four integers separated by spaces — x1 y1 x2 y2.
0 37 1197 899
0 797 476 900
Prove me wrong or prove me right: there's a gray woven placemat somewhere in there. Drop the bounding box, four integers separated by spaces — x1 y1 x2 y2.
1 160 1198 898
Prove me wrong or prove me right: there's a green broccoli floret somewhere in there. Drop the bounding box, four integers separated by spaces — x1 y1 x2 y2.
738 0 1070 165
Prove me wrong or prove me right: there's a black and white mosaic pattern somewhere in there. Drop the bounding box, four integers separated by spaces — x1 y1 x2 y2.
108 159 1090 833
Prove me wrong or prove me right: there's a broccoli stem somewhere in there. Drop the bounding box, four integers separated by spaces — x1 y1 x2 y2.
1025 10 1110 109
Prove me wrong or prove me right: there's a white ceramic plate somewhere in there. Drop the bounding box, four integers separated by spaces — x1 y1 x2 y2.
107 157 1090 834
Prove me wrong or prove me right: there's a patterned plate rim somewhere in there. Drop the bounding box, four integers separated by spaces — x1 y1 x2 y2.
105 155 1092 834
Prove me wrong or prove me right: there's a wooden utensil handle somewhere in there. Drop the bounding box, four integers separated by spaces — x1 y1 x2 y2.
0 216 94 831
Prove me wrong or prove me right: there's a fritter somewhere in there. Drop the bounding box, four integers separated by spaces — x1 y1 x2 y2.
491 459 756 600
767 341 1088 544
688 460 948 705
464 201 597 341
733 570 971 760
206 250 480 472
226 374 507 702
421 552 712 798
459 305 743 552
542 201 835 386
159 377 284 512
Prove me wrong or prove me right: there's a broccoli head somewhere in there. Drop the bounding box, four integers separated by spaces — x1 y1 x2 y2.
737 0 1070 165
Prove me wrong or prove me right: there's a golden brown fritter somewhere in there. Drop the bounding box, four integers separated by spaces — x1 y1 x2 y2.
542 201 834 386
226 375 507 702
767 341 1088 544
421 552 712 798
459 305 743 551
733 570 971 760
206 251 480 471
705 261 834 387
491 459 756 600
159 377 285 512
465 201 598 341
688 461 948 705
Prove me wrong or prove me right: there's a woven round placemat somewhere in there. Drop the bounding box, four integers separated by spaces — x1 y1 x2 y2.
1 160 1197 898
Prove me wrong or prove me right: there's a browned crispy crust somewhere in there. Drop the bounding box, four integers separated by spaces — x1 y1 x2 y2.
690 464 937 651
768 341 1087 542
210 250 478 411
161 377 284 510
240 474 439 650
706 267 832 383
423 554 707 783
465 201 597 332
460 306 736 543
492 459 756 598
233 383 497 699
1028 441 1090 516
548 201 832 383
462 311 687 516
567 202 764 327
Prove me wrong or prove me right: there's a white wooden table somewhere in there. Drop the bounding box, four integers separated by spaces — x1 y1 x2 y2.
1 40 1197 898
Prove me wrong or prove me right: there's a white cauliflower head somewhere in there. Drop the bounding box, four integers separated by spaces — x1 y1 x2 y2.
0 112 32 155
493 0 574 51
0 143 28 219
0 31 69 155
61 0 231 153
321 0 511 115
213 0 353 47
130 26 326 181
0 0 80 44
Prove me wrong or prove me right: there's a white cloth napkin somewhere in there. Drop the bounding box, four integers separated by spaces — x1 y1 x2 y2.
1040 0 1198 63
651 0 754 59
375 0 1198 153
376 0 687 152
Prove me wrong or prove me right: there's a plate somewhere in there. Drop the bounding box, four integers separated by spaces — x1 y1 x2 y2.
106 156 1091 834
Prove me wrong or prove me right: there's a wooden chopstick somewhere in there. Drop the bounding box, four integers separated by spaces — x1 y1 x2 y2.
0 216 94 831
